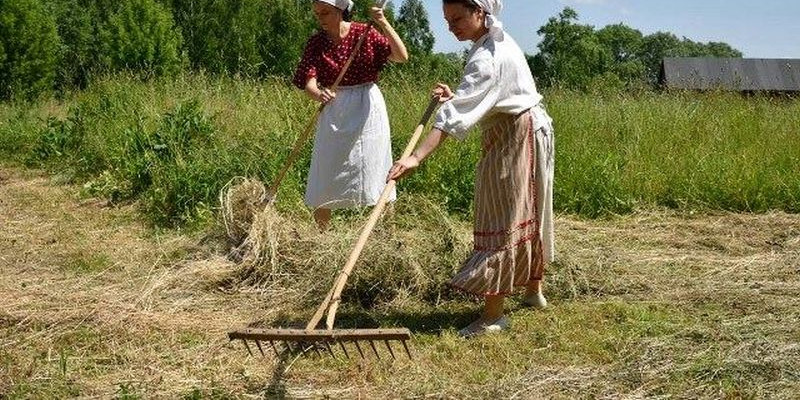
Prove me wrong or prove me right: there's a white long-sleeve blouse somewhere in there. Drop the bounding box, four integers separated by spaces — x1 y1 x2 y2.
433 32 543 140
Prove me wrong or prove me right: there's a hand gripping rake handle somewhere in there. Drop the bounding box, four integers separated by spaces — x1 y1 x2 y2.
306 96 441 331
265 0 388 202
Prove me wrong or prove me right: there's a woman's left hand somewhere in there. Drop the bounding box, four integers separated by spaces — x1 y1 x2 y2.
370 7 389 27
318 88 336 104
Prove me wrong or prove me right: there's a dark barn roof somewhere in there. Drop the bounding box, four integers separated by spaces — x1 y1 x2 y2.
660 58 800 92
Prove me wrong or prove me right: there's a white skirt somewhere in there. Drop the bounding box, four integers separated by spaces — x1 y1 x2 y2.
305 83 397 209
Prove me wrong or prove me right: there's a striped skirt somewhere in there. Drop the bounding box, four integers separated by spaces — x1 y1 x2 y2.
450 106 555 296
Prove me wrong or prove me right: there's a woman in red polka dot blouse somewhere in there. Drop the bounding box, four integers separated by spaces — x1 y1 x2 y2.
293 0 409 230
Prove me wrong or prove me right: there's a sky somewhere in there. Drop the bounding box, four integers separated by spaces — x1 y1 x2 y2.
417 0 800 59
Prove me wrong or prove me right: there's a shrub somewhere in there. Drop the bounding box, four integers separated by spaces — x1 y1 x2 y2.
109 99 221 226
31 115 85 162
44 0 184 91
163 0 315 77
0 0 60 100
27 105 108 180
47 0 97 90
97 0 185 76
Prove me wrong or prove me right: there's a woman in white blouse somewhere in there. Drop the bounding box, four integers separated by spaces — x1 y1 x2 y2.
387 0 555 337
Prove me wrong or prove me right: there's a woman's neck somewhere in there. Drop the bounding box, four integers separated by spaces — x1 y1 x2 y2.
327 21 351 43
470 26 490 43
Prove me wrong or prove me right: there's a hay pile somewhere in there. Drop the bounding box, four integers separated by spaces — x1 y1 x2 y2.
217 177 473 308
219 176 268 245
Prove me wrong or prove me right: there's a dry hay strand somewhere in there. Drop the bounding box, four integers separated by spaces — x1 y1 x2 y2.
234 205 290 281
219 176 268 246
217 176 290 287
218 176 295 280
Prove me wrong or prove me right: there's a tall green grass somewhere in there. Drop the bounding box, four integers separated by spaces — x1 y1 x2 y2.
0 74 798 226
551 91 800 216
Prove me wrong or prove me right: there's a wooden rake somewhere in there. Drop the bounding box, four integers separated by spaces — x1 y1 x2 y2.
228 96 441 360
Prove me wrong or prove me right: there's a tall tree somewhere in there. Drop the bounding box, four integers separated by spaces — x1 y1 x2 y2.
261 0 317 77
162 0 316 77
395 0 434 55
529 7 611 89
596 23 646 84
638 31 683 84
634 33 742 84
703 42 742 58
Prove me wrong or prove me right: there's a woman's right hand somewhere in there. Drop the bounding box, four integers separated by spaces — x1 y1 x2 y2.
387 155 420 182
317 88 336 104
370 6 390 28
433 83 454 102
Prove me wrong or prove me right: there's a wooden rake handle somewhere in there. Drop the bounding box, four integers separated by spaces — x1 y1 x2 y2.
306 96 441 331
266 18 380 202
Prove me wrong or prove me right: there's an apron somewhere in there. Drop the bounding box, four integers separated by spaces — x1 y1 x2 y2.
305 83 396 209
450 105 555 295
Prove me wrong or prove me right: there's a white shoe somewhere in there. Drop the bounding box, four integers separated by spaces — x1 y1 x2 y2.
457 315 510 338
522 292 548 309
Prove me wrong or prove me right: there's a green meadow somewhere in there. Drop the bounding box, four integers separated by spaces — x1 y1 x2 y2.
1 74 798 226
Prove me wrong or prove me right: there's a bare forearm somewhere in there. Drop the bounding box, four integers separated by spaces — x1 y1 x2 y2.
376 21 409 63
304 78 322 101
387 128 447 181
412 128 447 162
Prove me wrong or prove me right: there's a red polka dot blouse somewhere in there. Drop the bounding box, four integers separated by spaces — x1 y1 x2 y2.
292 22 392 89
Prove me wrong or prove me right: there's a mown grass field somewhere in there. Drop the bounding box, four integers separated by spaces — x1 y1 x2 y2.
1 166 798 398
1 75 799 398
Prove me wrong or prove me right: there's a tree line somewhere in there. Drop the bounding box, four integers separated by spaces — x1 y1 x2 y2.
529 8 742 90
0 0 741 100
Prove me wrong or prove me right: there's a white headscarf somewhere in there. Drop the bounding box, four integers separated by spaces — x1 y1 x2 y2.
315 0 354 13
472 0 504 38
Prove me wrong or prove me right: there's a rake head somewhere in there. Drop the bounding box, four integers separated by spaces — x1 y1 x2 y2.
228 327 412 360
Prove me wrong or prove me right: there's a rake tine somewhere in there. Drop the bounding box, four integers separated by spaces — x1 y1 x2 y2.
269 340 280 357
354 340 365 359
401 340 412 359
337 340 350 359
311 342 322 357
242 340 253 356
284 340 296 355
255 340 265 356
323 340 336 358
384 340 396 360
369 340 381 359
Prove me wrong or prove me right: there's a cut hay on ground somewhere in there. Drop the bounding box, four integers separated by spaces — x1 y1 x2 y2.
3 167 799 398
216 177 473 308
